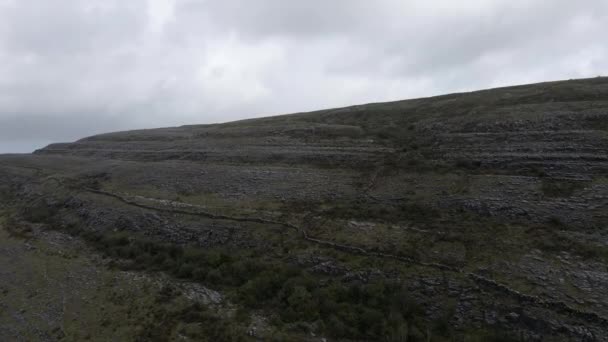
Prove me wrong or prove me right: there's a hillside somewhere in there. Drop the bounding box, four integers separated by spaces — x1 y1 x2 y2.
1 77 608 341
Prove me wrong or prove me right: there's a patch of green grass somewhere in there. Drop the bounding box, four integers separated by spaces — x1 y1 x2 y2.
540 179 585 197
526 226 608 262
103 183 284 216
320 200 440 223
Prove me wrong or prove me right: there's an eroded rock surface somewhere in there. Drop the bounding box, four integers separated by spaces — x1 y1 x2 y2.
2 77 608 341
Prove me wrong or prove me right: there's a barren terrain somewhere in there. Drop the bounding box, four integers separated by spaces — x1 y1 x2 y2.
1 77 608 341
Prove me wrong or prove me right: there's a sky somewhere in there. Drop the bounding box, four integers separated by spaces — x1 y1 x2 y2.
0 0 607 153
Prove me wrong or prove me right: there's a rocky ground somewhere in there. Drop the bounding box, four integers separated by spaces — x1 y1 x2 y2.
1 77 608 341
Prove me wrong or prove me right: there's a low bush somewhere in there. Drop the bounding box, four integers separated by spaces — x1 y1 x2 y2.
540 179 584 197
324 201 440 223
59 225 520 341
455 159 482 170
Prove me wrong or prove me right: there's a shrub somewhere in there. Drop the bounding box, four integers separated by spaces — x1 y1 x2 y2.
58 225 522 341
285 286 318 321
192 268 207 281
20 199 58 224
176 263 195 278
455 159 481 170
540 179 584 197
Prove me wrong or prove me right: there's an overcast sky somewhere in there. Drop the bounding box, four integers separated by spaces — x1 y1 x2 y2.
0 0 607 152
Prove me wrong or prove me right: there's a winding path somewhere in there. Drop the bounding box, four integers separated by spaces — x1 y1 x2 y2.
82 187 608 329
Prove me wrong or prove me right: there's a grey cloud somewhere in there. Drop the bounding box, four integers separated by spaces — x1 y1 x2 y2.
0 0 606 153
0 112 129 142
325 0 607 77
0 0 147 56
173 0 375 39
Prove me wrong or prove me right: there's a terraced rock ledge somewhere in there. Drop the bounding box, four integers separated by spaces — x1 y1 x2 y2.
2 77 608 341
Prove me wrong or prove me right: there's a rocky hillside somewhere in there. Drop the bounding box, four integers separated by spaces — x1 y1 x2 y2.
1 77 608 341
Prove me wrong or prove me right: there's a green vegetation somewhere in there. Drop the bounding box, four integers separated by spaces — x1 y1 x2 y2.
0 212 249 342
321 200 440 223
134 299 248 342
46 222 518 341
540 179 585 197
3 214 33 239
529 226 608 262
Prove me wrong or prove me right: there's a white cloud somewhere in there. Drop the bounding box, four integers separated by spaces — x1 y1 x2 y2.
147 0 176 32
0 0 606 151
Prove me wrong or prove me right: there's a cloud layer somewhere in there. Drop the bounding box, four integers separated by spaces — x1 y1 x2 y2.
1 0 607 152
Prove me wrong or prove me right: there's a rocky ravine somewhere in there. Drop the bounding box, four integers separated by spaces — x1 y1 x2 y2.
1 77 608 341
